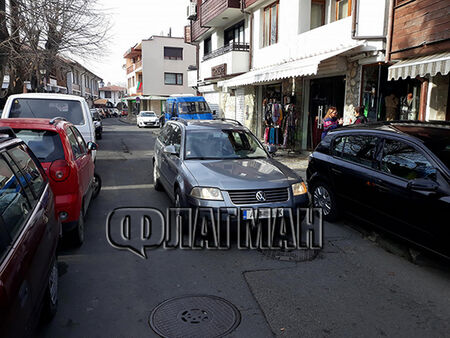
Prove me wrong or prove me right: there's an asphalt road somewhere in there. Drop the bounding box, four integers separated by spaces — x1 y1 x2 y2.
39 118 450 338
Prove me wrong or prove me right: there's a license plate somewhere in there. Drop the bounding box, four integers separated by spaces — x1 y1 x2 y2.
242 208 284 220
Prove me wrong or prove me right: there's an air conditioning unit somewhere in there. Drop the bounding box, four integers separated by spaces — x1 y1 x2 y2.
187 2 197 20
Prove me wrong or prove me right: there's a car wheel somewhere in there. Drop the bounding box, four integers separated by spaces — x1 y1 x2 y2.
69 209 85 247
311 181 339 222
153 162 163 191
41 256 58 323
92 173 102 199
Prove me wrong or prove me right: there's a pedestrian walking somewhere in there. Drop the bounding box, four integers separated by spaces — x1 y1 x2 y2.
321 107 343 140
354 106 368 124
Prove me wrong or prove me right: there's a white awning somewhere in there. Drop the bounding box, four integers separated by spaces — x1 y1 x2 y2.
219 45 361 89
388 52 450 81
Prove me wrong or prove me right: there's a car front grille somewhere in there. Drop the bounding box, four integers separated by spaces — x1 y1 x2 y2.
227 188 289 205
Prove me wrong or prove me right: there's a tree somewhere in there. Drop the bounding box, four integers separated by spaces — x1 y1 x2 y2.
0 0 110 96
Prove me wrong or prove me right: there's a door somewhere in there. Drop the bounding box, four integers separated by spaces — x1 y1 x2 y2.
376 138 448 253
329 134 383 220
66 126 91 204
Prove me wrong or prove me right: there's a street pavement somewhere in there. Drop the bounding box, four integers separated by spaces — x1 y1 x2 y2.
39 118 450 337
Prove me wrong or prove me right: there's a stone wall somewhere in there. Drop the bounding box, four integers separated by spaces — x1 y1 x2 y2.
343 60 361 125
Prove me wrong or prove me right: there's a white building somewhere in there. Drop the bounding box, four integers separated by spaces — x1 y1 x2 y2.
124 35 196 114
99 85 127 107
187 0 389 149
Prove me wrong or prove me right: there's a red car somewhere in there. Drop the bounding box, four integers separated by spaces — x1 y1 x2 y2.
0 127 59 337
0 118 100 246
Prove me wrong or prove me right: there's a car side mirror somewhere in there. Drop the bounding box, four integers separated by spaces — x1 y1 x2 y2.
163 145 178 156
87 142 98 151
266 145 278 155
407 178 438 192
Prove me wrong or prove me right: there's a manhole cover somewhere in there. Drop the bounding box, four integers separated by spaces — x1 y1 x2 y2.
149 295 241 338
260 248 319 262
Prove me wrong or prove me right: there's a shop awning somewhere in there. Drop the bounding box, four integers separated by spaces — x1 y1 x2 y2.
388 52 450 81
219 45 361 89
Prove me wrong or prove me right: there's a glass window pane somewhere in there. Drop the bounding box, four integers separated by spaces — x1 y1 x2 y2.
342 136 379 167
165 73 177 85
66 127 82 158
270 5 277 45
311 3 324 29
15 129 65 163
337 0 349 20
381 140 437 180
264 8 270 46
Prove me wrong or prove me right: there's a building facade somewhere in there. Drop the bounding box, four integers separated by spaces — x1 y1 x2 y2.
99 85 127 107
124 36 196 114
65 60 102 107
187 0 389 150
386 0 450 122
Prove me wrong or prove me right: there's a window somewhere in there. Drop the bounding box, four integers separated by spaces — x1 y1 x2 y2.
204 36 212 56
225 21 245 46
332 137 345 157
263 1 279 47
336 0 351 20
167 125 182 154
14 129 65 163
311 0 325 29
164 73 183 86
164 47 183 60
8 145 46 201
72 127 88 155
66 127 83 158
0 156 32 242
381 139 436 180
10 99 85 125
341 135 380 168
105 91 112 99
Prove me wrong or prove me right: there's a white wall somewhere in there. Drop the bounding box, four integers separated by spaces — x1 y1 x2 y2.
356 0 388 37
141 36 196 96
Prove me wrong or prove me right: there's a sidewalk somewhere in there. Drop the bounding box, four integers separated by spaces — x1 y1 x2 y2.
273 148 310 174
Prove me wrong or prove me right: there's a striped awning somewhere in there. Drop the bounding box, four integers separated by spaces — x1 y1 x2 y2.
219 44 362 89
388 52 450 81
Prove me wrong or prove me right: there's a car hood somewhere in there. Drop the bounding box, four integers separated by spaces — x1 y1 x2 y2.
184 158 301 190
139 116 158 121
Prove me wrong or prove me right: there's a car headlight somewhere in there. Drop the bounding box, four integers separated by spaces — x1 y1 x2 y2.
190 187 224 201
292 182 307 196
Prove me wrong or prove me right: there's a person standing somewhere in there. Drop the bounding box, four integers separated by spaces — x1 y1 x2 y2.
354 106 368 124
385 93 399 121
321 107 343 140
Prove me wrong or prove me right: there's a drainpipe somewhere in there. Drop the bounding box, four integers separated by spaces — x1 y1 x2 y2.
385 0 395 62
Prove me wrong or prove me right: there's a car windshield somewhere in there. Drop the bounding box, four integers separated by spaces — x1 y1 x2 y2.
185 129 268 160
178 101 211 114
141 112 155 117
10 98 85 125
15 129 65 162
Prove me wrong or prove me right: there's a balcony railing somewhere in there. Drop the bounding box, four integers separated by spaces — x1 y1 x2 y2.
127 64 135 74
203 43 249 62
135 60 142 69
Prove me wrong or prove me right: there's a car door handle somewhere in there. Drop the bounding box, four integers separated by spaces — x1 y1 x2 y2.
331 168 342 175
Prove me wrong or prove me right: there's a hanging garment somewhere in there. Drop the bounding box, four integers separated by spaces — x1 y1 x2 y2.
264 127 269 143
269 127 275 144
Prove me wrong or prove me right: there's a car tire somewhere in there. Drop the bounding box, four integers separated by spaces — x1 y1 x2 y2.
40 256 58 323
69 209 85 247
153 162 163 191
92 173 102 199
310 181 339 222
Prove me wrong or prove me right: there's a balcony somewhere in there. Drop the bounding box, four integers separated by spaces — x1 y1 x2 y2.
200 43 250 81
201 0 241 27
191 17 210 42
126 61 142 75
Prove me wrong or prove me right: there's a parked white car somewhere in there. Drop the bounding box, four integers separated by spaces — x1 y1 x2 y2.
2 94 96 158
137 111 159 128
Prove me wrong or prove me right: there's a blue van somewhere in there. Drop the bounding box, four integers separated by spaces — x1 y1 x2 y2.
161 95 213 125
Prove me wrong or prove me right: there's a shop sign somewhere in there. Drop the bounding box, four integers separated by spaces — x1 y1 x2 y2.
212 63 227 78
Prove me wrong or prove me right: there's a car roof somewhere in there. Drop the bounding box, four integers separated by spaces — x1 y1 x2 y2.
8 93 86 102
168 119 246 131
330 121 450 141
0 118 71 131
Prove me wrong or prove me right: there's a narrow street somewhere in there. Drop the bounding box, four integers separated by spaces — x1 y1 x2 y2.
39 118 450 337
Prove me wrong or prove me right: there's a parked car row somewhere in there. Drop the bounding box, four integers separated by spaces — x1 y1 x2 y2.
0 93 103 337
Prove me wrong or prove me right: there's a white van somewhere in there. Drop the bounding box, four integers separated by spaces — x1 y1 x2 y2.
1 93 96 157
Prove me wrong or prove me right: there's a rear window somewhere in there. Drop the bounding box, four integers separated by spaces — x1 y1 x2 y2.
15 129 65 162
10 98 85 125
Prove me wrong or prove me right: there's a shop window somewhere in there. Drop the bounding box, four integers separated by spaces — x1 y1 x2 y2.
164 47 183 60
263 1 279 47
225 21 245 46
164 73 183 86
311 0 325 30
204 36 212 56
336 0 351 21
